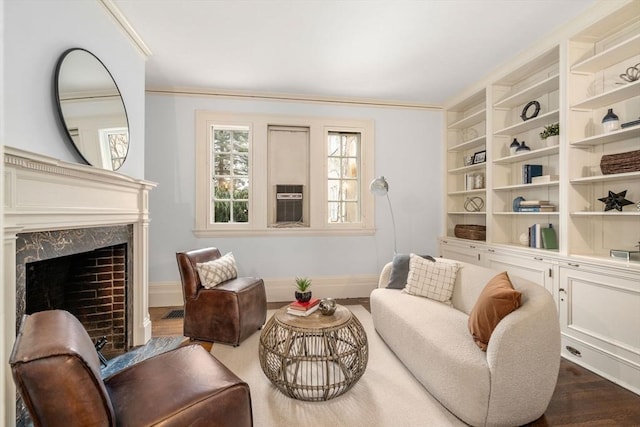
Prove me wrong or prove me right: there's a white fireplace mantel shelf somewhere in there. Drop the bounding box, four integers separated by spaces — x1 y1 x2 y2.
3 146 157 425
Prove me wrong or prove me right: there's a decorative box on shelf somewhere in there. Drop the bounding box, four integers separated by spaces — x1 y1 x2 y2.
454 224 486 241
600 149 640 175
610 249 640 262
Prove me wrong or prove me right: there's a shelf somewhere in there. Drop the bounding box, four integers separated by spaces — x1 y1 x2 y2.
448 135 486 152
494 110 559 136
494 181 559 191
570 125 640 147
448 109 486 130
448 163 486 174
448 189 486 196
571 33 640 74
494 74 560 109
571 211 640 216
447 211 486 215
493 145 559 164
571 80 640 110
494 211 559 215
570 170 640 184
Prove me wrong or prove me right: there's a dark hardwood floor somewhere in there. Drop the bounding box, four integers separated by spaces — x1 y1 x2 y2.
150 299 640 426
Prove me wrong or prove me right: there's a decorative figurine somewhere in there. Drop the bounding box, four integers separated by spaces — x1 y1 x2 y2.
319 298 336 315
515 141 531 153
598 190 633 211
509 138 521 155
601 108 620 133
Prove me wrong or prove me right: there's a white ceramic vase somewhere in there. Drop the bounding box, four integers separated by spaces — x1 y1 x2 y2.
545 135 559 146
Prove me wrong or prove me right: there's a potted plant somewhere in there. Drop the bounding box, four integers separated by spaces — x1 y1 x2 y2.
294 277 312 302
539 123 559 146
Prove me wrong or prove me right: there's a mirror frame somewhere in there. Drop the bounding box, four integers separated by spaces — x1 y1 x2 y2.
54 47 130 171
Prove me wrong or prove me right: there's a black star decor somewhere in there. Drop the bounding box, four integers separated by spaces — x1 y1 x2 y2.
598 190 634 212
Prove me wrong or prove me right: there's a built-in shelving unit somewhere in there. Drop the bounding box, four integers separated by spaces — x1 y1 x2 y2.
441 0 640 397
445 89 487 238
567 1 640 260
489 45 561 249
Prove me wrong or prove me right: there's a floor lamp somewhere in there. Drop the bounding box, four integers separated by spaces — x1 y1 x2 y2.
370 176 397 254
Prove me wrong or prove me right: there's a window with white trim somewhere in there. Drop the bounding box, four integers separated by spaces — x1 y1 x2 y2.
195 112 374 236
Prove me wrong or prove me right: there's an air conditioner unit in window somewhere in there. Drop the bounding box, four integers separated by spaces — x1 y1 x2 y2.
276 185 303 223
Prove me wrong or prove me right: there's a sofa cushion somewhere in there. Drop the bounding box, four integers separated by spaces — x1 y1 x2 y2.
405 254 460 303
468 271 522 351
196 252 238 288
386 253 435 289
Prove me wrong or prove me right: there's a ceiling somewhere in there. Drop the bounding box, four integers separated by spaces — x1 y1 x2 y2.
113 0 597 106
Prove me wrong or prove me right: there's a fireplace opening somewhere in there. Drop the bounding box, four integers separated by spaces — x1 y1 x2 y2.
25 244 128 358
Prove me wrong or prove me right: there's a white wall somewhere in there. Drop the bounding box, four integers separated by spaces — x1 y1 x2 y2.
146 93 443 300
4 0 145 179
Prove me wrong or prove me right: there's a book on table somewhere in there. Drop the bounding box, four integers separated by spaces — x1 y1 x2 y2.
287 298 320 316
287 304 319 316
288 297 320 311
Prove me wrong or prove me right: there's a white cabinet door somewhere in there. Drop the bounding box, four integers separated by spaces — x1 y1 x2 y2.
484 251 556 296
439 239 484 265
559 264 640 395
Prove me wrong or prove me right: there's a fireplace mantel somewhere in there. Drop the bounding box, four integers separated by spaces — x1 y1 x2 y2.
3 146 157 424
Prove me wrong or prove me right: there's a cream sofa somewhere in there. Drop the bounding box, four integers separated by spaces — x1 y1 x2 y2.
370 259 561 427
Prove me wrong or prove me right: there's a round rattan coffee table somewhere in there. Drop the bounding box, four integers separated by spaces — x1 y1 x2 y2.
259 304 368 401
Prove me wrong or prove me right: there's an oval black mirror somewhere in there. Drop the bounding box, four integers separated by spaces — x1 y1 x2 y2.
55 48 129 171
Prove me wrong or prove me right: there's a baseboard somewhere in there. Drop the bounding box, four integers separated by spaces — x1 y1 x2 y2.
149 274 379 307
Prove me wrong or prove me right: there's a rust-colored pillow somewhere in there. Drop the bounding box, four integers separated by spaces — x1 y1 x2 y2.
468 271 522 351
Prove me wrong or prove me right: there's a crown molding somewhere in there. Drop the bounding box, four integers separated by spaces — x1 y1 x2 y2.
99 0 152 58
146 86 442 111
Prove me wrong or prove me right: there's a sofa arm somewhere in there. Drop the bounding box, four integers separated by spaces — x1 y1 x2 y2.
484 282 561 426
378 262 392 288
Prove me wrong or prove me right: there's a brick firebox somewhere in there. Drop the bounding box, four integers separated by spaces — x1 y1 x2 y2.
15 225 134 357
26 244 128 357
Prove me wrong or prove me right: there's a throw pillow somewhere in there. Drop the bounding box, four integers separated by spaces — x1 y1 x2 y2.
468 271 522 351
405 253 460 302
387 253 436 289
196 252 238 288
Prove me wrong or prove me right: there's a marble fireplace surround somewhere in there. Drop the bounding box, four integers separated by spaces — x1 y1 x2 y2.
3 147 156 424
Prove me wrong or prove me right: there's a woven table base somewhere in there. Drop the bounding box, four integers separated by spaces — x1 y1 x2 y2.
259 305 368 401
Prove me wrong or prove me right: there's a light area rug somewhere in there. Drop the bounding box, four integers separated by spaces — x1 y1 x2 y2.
211 305 466 427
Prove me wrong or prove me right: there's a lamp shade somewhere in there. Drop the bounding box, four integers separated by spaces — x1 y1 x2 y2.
370 176 389 196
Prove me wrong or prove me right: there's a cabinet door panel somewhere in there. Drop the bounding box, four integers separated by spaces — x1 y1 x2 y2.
439 242 480 265
559 267 640 357
485 253 553 294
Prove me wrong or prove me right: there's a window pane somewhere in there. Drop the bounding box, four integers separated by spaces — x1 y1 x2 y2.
211 125 250 224
327 158 341 179
327 132 361 224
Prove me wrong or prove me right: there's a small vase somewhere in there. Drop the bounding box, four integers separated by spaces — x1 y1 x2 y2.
545 135 559 146
601 108 619 133
509 138 521 155
515 141 531 153
295 291 312 303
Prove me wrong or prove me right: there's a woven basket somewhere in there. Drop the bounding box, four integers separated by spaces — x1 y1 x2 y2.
454 224 486 241
600 149 640 175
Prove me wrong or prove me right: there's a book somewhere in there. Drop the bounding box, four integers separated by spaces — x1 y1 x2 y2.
519 200 550 206
531 175 559 184
287 304 319 316
523 164 543 184
288 298 320 311
519 205 556 212
541 225 558 250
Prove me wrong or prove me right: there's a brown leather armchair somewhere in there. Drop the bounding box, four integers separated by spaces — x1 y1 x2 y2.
10 310 253 427
176 247 267 346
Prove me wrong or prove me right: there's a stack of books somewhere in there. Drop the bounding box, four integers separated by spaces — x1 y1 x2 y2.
518 200 556 212
286 298 320 316
528 223 558 249
522 164 543 184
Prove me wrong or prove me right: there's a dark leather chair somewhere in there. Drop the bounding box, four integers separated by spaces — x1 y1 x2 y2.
10 310 253 427
176 247 267 346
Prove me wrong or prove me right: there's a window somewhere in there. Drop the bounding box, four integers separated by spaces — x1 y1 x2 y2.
211 126 250 223
328 132 360 223
195 112 374 236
